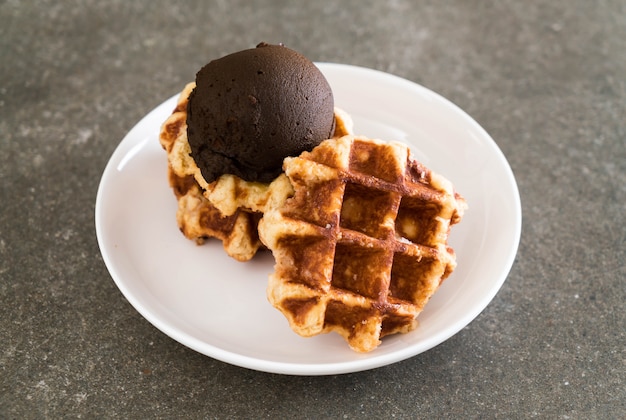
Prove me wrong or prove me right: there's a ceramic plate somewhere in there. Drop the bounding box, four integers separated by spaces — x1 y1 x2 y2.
95 63 521 375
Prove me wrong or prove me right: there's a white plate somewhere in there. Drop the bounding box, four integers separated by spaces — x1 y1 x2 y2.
95 63 521 375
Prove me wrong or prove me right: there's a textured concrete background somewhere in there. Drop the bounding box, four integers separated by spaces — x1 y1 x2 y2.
1 0 624 418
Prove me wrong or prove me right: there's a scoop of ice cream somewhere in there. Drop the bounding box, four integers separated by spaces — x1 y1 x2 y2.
186 43 336 184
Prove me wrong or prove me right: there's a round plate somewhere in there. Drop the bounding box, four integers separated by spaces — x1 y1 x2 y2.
95 63 521 375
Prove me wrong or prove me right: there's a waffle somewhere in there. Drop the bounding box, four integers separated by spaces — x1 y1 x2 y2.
258 135 467 352
159 83 353 261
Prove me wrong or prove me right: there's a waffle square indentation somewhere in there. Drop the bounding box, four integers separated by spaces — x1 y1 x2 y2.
340 183 400 240
276 234 336 291
331 242 393 300
390 251 443 308
396 196 444 246
349 139 405 183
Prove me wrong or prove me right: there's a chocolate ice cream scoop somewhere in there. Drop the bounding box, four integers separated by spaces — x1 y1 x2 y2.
186 43 336 184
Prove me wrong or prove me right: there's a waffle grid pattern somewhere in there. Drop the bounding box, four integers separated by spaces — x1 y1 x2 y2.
260 135 466 352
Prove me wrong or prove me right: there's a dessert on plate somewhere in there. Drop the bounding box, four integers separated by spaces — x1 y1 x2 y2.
160 43 353 261
159 43 466 351
259 135 466 352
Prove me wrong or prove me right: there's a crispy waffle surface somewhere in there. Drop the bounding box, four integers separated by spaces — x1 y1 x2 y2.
258 135 467 352
159 83 353 261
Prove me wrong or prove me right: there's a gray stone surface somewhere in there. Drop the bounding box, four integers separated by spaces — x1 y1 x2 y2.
1 0 624 418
